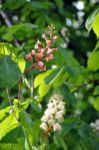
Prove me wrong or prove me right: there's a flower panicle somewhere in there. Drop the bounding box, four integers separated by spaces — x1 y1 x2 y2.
40 94 65 134
90 119 99 134
25 24 58 72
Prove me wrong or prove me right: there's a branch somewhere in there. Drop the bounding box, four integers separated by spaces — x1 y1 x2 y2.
0 10 20 47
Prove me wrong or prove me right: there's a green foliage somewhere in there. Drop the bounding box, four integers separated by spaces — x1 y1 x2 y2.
0 105 19 140
91 96 99 111
0 56 21 88
85 7 99 32
88 51 99 71
92 14 99 38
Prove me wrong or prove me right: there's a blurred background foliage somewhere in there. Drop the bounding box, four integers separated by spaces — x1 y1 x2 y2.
0 0 99 150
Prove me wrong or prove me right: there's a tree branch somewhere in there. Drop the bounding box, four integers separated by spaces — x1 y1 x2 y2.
0 10 20 47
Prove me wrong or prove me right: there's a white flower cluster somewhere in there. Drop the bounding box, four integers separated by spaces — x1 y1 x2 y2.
40 94 65 133
90 119 99 133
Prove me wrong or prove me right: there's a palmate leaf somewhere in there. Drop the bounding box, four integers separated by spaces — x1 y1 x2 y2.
0 56 21 88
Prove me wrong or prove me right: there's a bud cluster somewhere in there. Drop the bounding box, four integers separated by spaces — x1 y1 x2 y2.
90 119 99 134
25 24 58 71
40 94 65 134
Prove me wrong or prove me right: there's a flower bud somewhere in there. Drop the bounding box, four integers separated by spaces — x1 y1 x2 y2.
53 123 62 132
31 50 35 55
25 53 33 61
53 36 58 40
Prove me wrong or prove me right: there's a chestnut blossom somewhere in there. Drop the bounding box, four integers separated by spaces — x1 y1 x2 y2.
90 119 99 133
40 94 65 133
25 24 58 72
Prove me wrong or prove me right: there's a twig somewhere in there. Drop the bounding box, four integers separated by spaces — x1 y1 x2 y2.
24 64 36 74
0 10 12 26
0 10 20 47
18 78 22 101
30 75 34 98
6 88 18 121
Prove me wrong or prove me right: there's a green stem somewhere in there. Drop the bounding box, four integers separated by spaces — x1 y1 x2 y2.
6 88 18 121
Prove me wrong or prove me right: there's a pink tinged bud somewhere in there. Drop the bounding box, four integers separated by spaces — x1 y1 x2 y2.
36 52 43 60
41 48 45 53
37 61 44 68
52 48 58 52
37 39 42 46
46 39 51 44
45 54 53 62
42 65 46 71
34 44 41 51
47 48 52 54
34 44 38 49
37 61 46 71
25 53 33 61
31 50 35 55
42 33 46 39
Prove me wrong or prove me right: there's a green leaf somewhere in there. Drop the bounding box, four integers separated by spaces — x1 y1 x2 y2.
60 84 77 106
0 107 19 140
0 56 21 88
54 0 64 9
0 126 24 143
38 82 51 97
65 65 89 86
78 122 92 138
92 40 99 52
0 106 10 122
93 86 99 95
17 58 26 73
45 67 68 88
62 117 80 136
4 0 25 10
3 23 33 41
19 109 34 145
54 135 68 150
45 67 63 84
0 126 25 150
85 7 99 32
92 96 99 111
31 120 40 145
34 69 53 88
0 43 10 56
92 13 99 38
87 51 99 71
59 47 79 66
0 43 16 60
